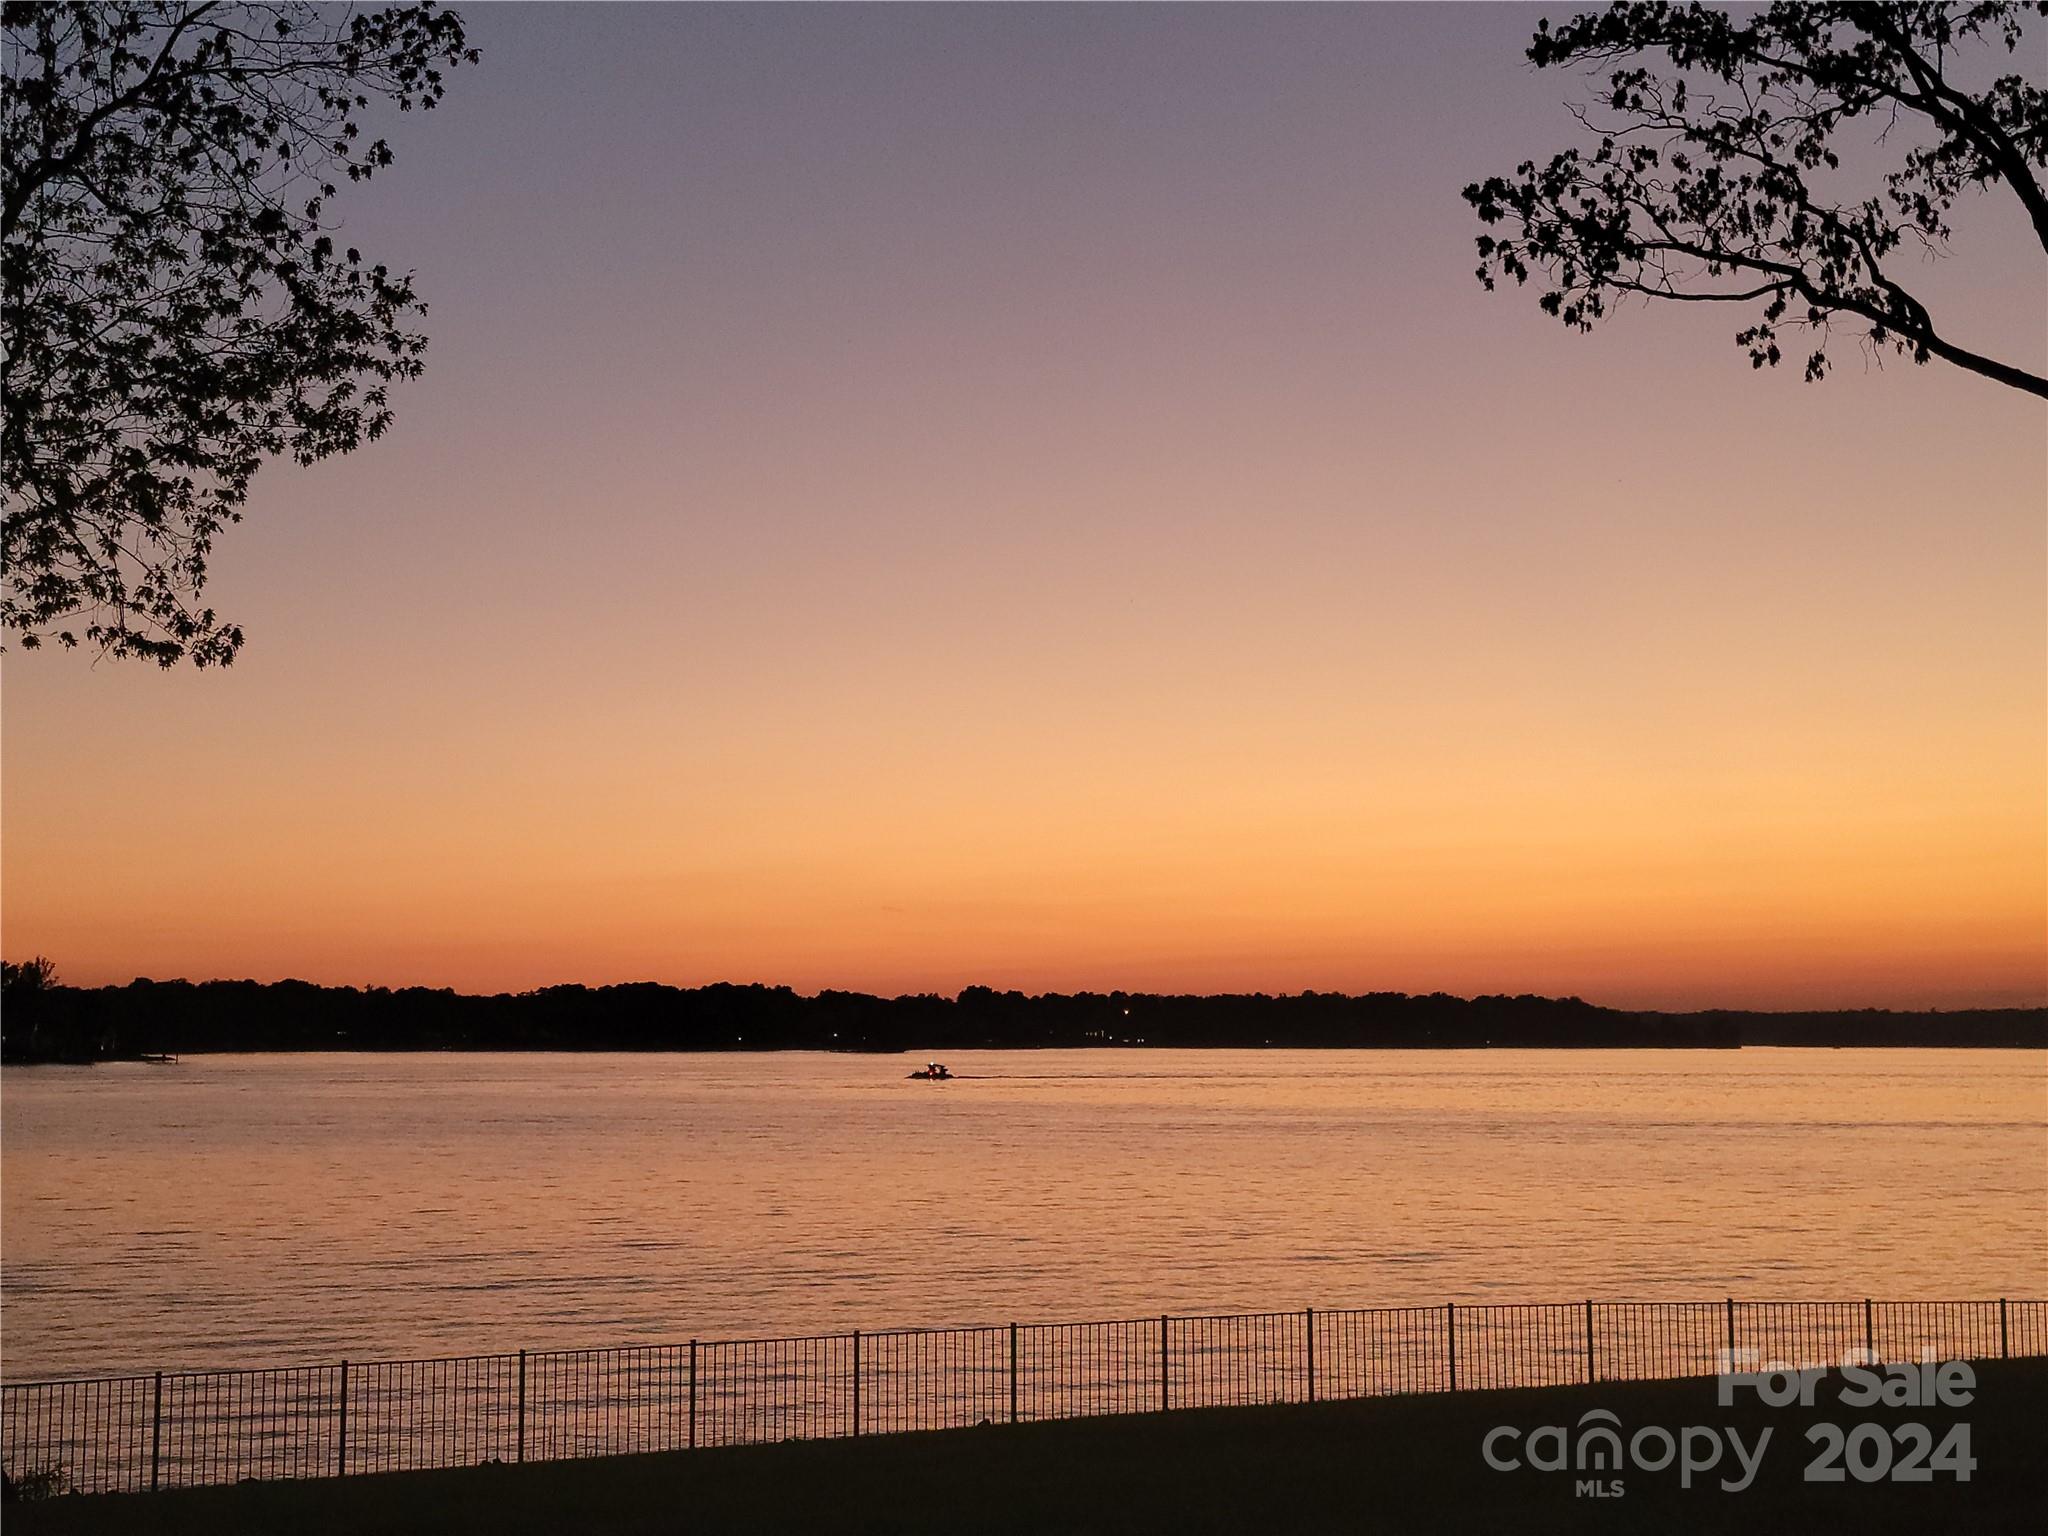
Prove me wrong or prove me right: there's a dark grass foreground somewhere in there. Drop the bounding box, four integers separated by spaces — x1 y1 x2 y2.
14 1360 2045 1535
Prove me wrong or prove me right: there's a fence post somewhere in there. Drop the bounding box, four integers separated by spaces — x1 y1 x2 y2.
150 1371 163 1492
1726 1298 1736 1360
1305 1307 1315 1404
1008 1323 1018 1425
688 1340 698 1449
1864 1299 1874 1363
1999 1299 2009 1359
1585 1300 1595 1384
1446 1303 1456 1392
516 1350 526 1463
1160 1315 1170 1413
336 1361 349 1479
851 1330 861 1438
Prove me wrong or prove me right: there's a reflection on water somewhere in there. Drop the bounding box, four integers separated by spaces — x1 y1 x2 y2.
3 1048 2043 1380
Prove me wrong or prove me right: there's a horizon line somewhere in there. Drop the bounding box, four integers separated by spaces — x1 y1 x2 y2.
30 972 2048 1018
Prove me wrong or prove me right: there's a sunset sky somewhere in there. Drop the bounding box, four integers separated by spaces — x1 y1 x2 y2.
4 5 2043 1010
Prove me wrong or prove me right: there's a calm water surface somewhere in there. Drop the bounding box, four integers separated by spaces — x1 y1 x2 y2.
3 1049 2044 1380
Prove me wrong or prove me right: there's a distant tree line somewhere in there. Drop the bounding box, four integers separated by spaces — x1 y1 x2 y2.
2 969 2041 1062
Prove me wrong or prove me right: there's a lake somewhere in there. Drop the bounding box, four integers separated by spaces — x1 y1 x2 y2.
3 1049 2043 1381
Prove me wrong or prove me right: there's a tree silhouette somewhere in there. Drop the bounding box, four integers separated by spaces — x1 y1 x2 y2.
1 955 58 995
1464 2 2048 397
2 3 476 666
0 955 60 1059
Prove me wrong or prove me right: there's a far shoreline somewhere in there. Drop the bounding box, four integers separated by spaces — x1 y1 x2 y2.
4 976 2043 1062
8 1039 2048 1069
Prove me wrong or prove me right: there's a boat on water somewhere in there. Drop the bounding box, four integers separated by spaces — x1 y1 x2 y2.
906 1062 953 1081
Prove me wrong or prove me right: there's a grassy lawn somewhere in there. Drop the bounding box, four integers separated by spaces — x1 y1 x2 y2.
12 1359 2044 1534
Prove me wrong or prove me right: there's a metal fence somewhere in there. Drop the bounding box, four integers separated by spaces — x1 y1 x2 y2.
4 1297 2041 1497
